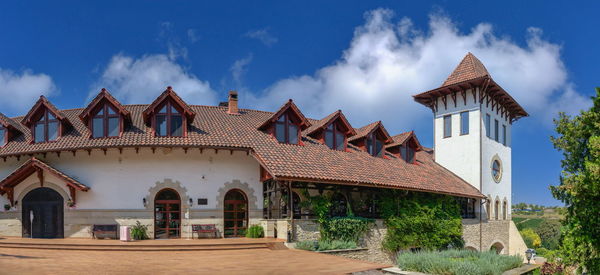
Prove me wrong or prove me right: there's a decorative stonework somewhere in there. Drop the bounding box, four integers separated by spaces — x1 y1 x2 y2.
491 154 503 183
144 179 190 210
215 180 258 210
16 181 69 211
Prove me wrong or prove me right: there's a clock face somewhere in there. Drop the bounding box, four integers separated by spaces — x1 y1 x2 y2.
491 158 502 183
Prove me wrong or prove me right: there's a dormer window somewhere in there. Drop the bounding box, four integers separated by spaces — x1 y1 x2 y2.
366 132 384 157
324 123 345 150
156 101 183 137
400 145 415 163
33 110 59 143
92 104 120 138
275 113 299 144
0 126 6 147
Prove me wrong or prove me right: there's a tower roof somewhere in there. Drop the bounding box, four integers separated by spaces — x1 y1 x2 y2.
442 52 490 86
413 53 528 122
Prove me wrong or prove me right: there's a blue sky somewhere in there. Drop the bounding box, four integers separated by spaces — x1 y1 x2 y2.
1 1 598 206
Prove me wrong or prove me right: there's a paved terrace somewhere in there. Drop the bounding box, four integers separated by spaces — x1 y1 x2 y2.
0 237 390 274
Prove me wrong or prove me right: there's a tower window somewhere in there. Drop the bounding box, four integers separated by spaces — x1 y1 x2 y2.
460 111 469 135
502 125 507 146
494 119 499 142
485 114 491 138
443 115 451 138
274 113 299 144
324 123 346 150
33 110 59 143
492 159 502 182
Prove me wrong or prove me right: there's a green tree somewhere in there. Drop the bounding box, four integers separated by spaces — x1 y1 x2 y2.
521 228 542 248
550 87 600 273
534 219 561 250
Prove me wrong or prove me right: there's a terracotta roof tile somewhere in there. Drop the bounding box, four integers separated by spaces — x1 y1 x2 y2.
442 52 489 86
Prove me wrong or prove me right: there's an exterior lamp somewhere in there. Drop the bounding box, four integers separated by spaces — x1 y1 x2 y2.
189 198 193 207
142 198 147 207
525 248 534 264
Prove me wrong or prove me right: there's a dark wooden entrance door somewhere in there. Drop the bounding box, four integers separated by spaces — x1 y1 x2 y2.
154 189 181 239
22 187 64 238
224 189 248 237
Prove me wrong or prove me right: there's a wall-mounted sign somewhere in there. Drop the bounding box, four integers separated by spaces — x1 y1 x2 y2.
198 198 208 205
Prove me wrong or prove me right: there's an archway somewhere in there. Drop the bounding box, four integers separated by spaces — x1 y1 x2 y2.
490 242 505 254
494 199 500 220
154 189 181 239
22 187 64 238
224 189 248 237
465 246 478 251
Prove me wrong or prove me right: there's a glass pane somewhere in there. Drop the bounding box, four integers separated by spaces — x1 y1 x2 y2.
325 130 334 149
170 104 180 114
48 122 58 141
289 124 298 144
407 148 415 163
400 146 407 160
0 129 5 147
92 118 104 138
156 189 179 200
277 114 285 122
224 212 234 219
170 115 183 136
494 120 499 141
158 105 167 114
335 132 345 150
47 112 55 120
327 124 334 130
237 220 244 227
34 123 45 143
366 137 373 155
169 203 180 211
275 123 285 142
39 112 45 121
224 220 234 227
461 112 469 135
155 204 166 212
502 125 507 146
107 106 116 115
486 114 491 137
108 117 119 137
375 139 383 157
225 190 245 201
156 115 167 136
169 213 180 220
96 108 104 116
444 115 451 137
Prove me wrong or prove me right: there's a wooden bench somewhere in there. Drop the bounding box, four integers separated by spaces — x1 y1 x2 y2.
92 224 118 239
192 224 219 239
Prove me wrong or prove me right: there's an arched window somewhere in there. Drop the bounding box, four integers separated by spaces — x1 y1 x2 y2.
330 193 348 217
274 113 299 144
0 125 6 147
92 104 120 138
155 101 183 137
224 189 248 237
324 123 346 150
486 199 491 220
366 132 384 157
33 109 59 143
503 201 508 220
494 200 500 220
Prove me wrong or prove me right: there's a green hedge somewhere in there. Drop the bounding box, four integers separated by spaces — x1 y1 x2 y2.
245 225 264 238
295 240 357 251
321 217 373 242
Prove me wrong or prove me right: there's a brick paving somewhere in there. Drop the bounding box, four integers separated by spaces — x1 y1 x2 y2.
0 246 389 274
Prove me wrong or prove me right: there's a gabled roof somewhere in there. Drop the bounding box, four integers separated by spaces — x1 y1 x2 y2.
0 157 89 194
413 52 528 122
348 121 393 143
442 52 490 86
0 113 21 131
258 99 311 131
142 86 196 124
304 110 356 137
21 96 68 127
80 88 130 123
386 131 423 150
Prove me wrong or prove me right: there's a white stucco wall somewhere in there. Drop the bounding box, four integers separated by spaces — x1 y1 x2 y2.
0 147 262 210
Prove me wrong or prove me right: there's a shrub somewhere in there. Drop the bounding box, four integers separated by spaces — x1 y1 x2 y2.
534 220 561 250
130 221 149 240
295 240 317 251
245 224 264 238
316 240 357 251
521 228 542 248
396 249 522 275
321 217 373 242
540 262 564 275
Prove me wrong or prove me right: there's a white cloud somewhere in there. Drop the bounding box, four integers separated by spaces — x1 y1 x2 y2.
187 29 200 43
0 68 56 115
230 54 253 84
91 54 217 105
244 28 278 47
249 9 588 131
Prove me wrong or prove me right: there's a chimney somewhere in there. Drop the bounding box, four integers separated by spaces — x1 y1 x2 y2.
227 91 239 114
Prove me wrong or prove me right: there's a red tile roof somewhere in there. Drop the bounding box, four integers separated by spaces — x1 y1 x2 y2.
304 110 356 137
0 157 89 194
0 101 483 199
442 52 490 86
80 88 131 123
348 121 393 144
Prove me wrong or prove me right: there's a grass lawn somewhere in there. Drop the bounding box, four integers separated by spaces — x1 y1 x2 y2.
513 217 545 231
397 249 523 275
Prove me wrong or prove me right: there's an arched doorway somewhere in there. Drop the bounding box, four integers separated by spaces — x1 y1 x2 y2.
224 189 248 237
154 189 181 239
490 242 505 254
22 187 64 238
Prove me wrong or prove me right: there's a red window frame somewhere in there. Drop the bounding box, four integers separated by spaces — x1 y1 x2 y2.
365 131 384 157
324 122 346 150
91 104 121 138
32 109 60 143
153 100 185 137
273 112 300 144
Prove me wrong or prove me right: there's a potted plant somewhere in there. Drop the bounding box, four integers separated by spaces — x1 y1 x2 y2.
66 199 75 208
3 204 10 211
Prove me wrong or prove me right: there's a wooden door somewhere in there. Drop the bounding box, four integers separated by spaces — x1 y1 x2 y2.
154 189 181 239
224 189 248 237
